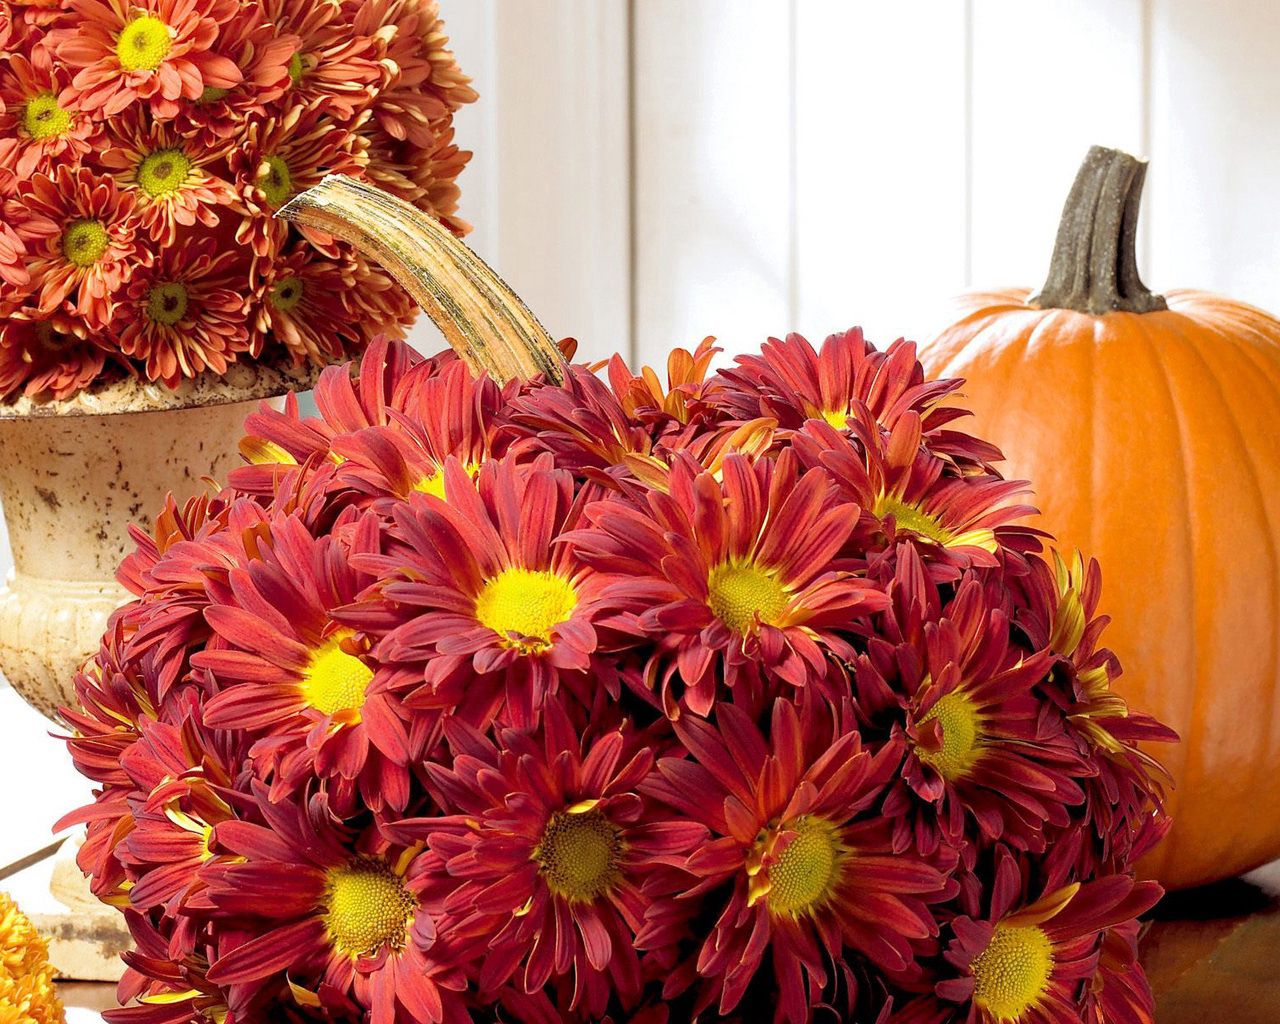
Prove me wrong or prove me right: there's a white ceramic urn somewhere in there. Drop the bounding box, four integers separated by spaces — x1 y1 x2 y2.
0 360 318 720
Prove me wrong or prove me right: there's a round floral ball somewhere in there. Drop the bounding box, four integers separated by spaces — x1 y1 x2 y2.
0 0 474 400
63 332 1175 1024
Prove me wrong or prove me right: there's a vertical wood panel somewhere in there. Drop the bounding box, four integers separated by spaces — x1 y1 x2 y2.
408 0 494 358
1147 0 1280 313
633 0 794 364
968 0 1146 288
793 1 968 347
410 0 632 363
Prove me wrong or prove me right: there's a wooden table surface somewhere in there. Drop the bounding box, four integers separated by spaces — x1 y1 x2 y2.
58 863 1280 1021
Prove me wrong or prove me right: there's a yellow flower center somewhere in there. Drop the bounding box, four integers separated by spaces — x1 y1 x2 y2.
287 51 305 84
323 860 417 959
256 154 293 207
762 816 845 917
534 806 623 902
146 282 188 325
21 93 71 141
62 219 109 268
971 924 1054 1021
820 407 850 430
136 147 192 198
300 631 372 716
474 568 577 651
706 561 788 633
916 690 984 781
198 85 229 103
875 494 955 544
874 493 998 553
412 460 481 500
116 16 172 73
269 275 303 311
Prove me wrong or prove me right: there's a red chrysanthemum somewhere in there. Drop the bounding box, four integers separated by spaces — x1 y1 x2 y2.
323 358 502 506
861 547 1091 856
190 511 417 816
203 787 469 1024
115 236 250 384
796 415 1037 576
230 335 437 488
711 331 962 440
14 164 147 327
1082 920 1156 1024
1018 551 1176 875
57 0 243 119
396 706 703 1016
350 453 611 729
892 851 1161 1024
644 699 953 1023
573 450 890 714
59 332 1175 1024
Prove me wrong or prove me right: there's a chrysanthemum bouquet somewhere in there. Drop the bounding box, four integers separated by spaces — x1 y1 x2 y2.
63 330 1175 1024
0 0 473 400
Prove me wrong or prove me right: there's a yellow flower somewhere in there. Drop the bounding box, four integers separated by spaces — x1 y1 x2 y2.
0 894 64 1024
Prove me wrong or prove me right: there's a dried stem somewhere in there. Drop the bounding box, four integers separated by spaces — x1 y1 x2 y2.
1030 145 1166 315
279 175 566 385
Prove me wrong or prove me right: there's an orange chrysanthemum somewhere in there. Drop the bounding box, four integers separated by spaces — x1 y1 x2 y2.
56 0 243 118
167 3 296 148
361 122 472 236
116 236 250 384
361 0 476 147
0 42 103 180
227 101 367 257
13 165 147 328
3 0 476 399
259 0 386 124
248 239 378 366
100 112 240 245
0 306 106 402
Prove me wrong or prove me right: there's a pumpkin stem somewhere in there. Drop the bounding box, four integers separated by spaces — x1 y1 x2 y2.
1030 145 1166 315
277 175 566 386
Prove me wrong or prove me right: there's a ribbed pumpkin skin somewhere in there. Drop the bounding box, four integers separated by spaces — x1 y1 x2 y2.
921 288 1280 890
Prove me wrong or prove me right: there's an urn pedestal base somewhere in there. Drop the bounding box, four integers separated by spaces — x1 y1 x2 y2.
5 838 131 982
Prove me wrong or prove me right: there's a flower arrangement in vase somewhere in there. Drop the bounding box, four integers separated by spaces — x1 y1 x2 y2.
61 178 1176 1024
0 0 475 715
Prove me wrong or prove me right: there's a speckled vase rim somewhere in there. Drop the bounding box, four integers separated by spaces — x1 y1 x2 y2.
0 356 329 420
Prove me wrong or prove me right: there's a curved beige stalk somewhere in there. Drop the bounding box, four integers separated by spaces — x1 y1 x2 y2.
278 175 566 385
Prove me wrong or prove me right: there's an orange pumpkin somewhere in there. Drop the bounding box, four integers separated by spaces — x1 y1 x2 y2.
919 145 1280 890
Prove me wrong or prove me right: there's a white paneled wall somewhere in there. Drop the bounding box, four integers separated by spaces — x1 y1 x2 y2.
410 0 1280 368
632 0 1280 361
632 0 795 365
410 0 631 364
792 1 969 349
1147 0 1280 304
